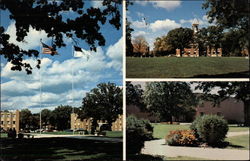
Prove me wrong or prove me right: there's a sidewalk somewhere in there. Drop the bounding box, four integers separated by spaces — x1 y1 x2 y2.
142 131 250 160
32 134 122 142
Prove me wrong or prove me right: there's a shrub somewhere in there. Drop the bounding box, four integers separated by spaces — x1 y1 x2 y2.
190 114 228 145
165 130 197 146
126 115 154 154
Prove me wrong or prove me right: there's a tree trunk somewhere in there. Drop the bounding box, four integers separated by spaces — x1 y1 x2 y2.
243 100 250 126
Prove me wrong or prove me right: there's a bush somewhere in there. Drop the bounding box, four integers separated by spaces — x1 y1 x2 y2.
190 115 228 145
126 115 154 154
165 130 197 146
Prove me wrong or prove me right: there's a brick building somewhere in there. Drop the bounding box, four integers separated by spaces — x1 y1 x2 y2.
71 113 123 131
0 110 20 133
196 98 244 123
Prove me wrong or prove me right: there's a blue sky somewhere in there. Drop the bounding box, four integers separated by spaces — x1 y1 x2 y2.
127 0 214 49
0 1 123 113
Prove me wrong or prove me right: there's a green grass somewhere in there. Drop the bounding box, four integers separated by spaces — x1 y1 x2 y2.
105 131 123 138
152 123 190 139
228 126 249 132
0 133 7 138
152 123 249 139
225 134 249 150
126 57 249 78
0 137 122 161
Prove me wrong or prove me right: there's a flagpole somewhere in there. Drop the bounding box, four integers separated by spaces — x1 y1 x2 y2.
72 44 74 135
39 40 42 136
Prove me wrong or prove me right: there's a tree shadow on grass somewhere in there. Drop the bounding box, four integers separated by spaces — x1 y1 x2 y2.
191 71 249 78
0 137 122 161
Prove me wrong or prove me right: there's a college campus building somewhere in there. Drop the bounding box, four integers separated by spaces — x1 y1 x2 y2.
127 97 244 123
71 113 123 131
196 98 244 123
176 22 223 57
0 110 20 133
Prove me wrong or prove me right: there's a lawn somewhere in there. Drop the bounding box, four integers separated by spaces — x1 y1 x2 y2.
126 57 249 78
0 137 122 161
152 123 189 139
152 123 249 139
225 134 249 150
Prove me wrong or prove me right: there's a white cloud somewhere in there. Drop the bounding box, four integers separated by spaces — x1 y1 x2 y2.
136 12 145 18
106 37 123 73
179 15 215 27
1 38 122 112
133 31 147 37
131 20 147 29
5 21 49 50
136 0 182 11
149 19 181 32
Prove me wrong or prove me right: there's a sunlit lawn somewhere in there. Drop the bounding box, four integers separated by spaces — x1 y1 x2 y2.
126 57 249 78
225 134 249 150
0 137 122 161
152 123 249 139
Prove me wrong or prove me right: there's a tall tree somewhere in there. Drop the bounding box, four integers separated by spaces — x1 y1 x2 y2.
166 27 193 56
195 26 223 56
153 36 174 56
203 0 249 49
143 82 198 123
126 82 144 108
52 105 73 130
195 82 250 126
79 82 122 131
126 19 134 56
41 109 52 127
0 0 121 74
132 35 149 56
80 82 122 131
20 109 33 129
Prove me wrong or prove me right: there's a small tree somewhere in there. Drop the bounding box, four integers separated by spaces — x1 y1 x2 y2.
126 115 153 155
191 115 228 146
132 35 149 56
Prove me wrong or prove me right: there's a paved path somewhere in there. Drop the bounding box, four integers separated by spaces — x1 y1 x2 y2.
32 134 122 142
142 132 249 160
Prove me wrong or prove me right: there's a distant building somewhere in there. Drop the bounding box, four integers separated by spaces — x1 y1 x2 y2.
71 113 123 131
0 110 20 133
196 98 244 123
176 22 222 57
127 98 244 123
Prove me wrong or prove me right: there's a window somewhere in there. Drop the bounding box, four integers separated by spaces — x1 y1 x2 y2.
13 121 15 124
1 121 3 125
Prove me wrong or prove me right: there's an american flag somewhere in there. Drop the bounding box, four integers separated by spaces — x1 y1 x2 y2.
42 42 58 55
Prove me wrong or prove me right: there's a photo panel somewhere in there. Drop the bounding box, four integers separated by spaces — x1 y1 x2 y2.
1 1 123 161
126 0 249 78
126 81 249 160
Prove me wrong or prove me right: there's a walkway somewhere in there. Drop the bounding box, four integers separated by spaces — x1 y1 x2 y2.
32 134 122 142
141 132 249 160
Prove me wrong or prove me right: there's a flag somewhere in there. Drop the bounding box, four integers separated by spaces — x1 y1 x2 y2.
42 42 58 55
74 46 90 60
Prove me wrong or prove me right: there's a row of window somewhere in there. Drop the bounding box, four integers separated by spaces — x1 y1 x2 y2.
1 121 16 125
0 114 16 118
